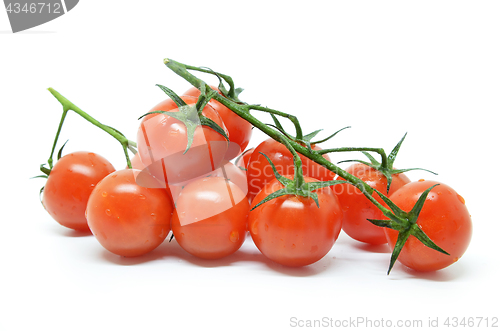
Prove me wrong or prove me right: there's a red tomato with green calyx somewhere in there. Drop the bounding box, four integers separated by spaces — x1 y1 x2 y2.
384 180 472 272
249 175 343 267
246 139 335 201
136 96 229 185
183 86 252 160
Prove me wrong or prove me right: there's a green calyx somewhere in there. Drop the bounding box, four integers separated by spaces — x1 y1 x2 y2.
138 84 229 154
339 133 437 193
250 140 346 211
368 183 449 274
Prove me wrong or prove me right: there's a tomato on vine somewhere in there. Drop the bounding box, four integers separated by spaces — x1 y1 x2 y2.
136 86 229 185
249 175 343 267
183 85 252 160
86 169 173 257
169 161 247 204
42 151 115 232
334 134 435 245
335 164 410 245
171 176 249 259
383 180 472 272
247 139 336 201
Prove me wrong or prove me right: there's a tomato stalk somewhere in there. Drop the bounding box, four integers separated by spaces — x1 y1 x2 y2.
163 58 449 274
336 133 437 193
46 88 137 169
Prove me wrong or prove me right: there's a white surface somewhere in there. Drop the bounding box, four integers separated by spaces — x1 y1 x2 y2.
1 1 499 330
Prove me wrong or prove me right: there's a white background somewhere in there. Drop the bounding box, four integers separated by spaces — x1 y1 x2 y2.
1 1 499 330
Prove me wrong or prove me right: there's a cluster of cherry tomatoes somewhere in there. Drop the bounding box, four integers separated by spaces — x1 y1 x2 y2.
41 85 473 273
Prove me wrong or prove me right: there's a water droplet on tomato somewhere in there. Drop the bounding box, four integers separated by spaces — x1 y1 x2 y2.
105 209 112 216
102 191 108 197
139 194 146 200
179 212 186 219
229 230 239 243
418 179 425 182
457 194 465 204
151 213 156 220
250 222 258 235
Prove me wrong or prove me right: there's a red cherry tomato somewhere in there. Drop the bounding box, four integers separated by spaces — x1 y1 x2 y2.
183 86 252 160
86 169 173 257
171 176 249 259
248 176 343 267
334 163 411 245
42 151 115 232
169 161 247 204
384 180 472 272
246 139 335 201
136 96 229 185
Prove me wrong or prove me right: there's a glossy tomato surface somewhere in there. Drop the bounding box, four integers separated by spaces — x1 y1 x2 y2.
136 96 229 185
249 176 343 267
334 163 411 245
171 176 249 259
183 86 252 160
86 169 173 257
169 161 247 204
246 139 335 201
42 151 115 232
384 180 472 272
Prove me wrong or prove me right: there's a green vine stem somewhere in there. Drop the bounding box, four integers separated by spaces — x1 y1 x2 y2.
163 58 448 274
46 88 137 170
318 147 389 169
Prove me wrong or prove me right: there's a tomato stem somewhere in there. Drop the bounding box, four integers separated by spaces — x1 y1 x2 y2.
319 147 389 168
47 108 69 169
46 88 136 169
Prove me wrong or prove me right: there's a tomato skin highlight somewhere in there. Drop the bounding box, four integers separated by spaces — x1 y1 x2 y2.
183 86 252 160
384 180 473 272
86 169 173 257
334 163 411 245
169 161 247 204
136 96 229 185
246 139 335 201
171 177 249 259
42 151 116 232
249 176 343 267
